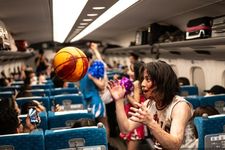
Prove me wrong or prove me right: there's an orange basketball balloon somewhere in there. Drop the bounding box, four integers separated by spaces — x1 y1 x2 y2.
53 47 88 82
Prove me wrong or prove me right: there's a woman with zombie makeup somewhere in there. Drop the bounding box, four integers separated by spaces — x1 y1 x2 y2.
108 60 196 150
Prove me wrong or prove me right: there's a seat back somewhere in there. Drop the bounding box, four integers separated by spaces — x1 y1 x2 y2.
0 91 14 98
200 94 225 113
45 125 107 150
0 130 44 150
50 87 79 96
48 110 94 129
179 85 198 96
16 96 51 111
205 133 225 149
50 93 86 111
0 85 21 92
185 95 202 109
194 114 225 149
11 81 24 86
27 89 51 97
31 84 52 90
19 112 48 130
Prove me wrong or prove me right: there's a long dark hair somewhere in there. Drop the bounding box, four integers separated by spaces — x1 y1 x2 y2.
133 61 144 81
140 61 179 109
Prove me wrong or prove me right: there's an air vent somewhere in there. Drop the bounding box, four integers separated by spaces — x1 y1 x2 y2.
194 50 211 55
169 51 181 55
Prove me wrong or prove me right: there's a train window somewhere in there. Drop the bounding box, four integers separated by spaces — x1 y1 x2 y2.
191 67 205 95
222 70 225 87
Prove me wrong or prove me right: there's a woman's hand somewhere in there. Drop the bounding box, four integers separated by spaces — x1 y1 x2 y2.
128 102 154 126
54 104 62 112
107 80 126 101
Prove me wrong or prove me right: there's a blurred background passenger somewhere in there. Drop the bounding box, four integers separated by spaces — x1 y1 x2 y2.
204 85 225 96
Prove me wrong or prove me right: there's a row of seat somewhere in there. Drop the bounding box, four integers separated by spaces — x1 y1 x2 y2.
1 79 78 91
186 94 225 149
179 85 199 96
0 86 79 96
15 93 87 112
185 94 225 111
19 110 95 130
0 125 107 150
194 114 225 149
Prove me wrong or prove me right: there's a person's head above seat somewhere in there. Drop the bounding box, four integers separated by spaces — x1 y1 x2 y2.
0 107 22 135
178 77 190 86
20 100 46 114
0 97 20 114
204 85 225 96
129 52 139 64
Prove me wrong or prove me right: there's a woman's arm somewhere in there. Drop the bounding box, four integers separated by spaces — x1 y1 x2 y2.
89 43 103 61
107 81 140 133
88 74 105 91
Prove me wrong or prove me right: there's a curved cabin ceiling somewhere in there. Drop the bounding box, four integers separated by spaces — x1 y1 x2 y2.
0 0 225 45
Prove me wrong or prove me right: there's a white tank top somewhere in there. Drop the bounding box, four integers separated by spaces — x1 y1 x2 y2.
146 95 197 150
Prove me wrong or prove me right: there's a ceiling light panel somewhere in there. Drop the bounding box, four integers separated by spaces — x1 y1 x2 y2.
71 0 139 42
92 7 106 10
53 0 88 43
87 13 98 17
65 0 118 42
80 23 89 25
82 19 93 22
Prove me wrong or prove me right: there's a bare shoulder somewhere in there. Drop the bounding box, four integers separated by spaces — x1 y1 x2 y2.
172 100 192 119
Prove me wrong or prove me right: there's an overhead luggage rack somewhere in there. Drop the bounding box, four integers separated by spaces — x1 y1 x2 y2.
104 36 225 60
0 51 35 61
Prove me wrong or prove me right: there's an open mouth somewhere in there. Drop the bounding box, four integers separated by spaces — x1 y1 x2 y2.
142 89 148 94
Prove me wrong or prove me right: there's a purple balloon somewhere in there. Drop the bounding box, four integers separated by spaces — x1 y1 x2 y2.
120 77 134 95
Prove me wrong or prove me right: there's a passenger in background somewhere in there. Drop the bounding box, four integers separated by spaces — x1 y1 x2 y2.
80 43 108 130
108 60 195 150
187 106 220 149
0 78 10 87
129 52 139 65
17 76 32 98
121 65 129 76
178 77 190 86
35 49 49 77
72 118 96 128
20 100 46 114
51 73 68 88
120 61 145 150
29 70 38 85
38 71 47 84
204 85 225 96
83 42 117 150
0 107 37 135
112 60 118 69
0 70 13 86
0 97 20 114
128 52 140 81
19 64 27 80
0 97 37 134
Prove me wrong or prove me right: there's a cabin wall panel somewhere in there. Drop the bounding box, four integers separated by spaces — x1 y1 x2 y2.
107 55 225 94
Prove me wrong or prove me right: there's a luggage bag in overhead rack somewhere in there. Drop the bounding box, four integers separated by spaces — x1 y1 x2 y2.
212 15 225 37
186 16 213 40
